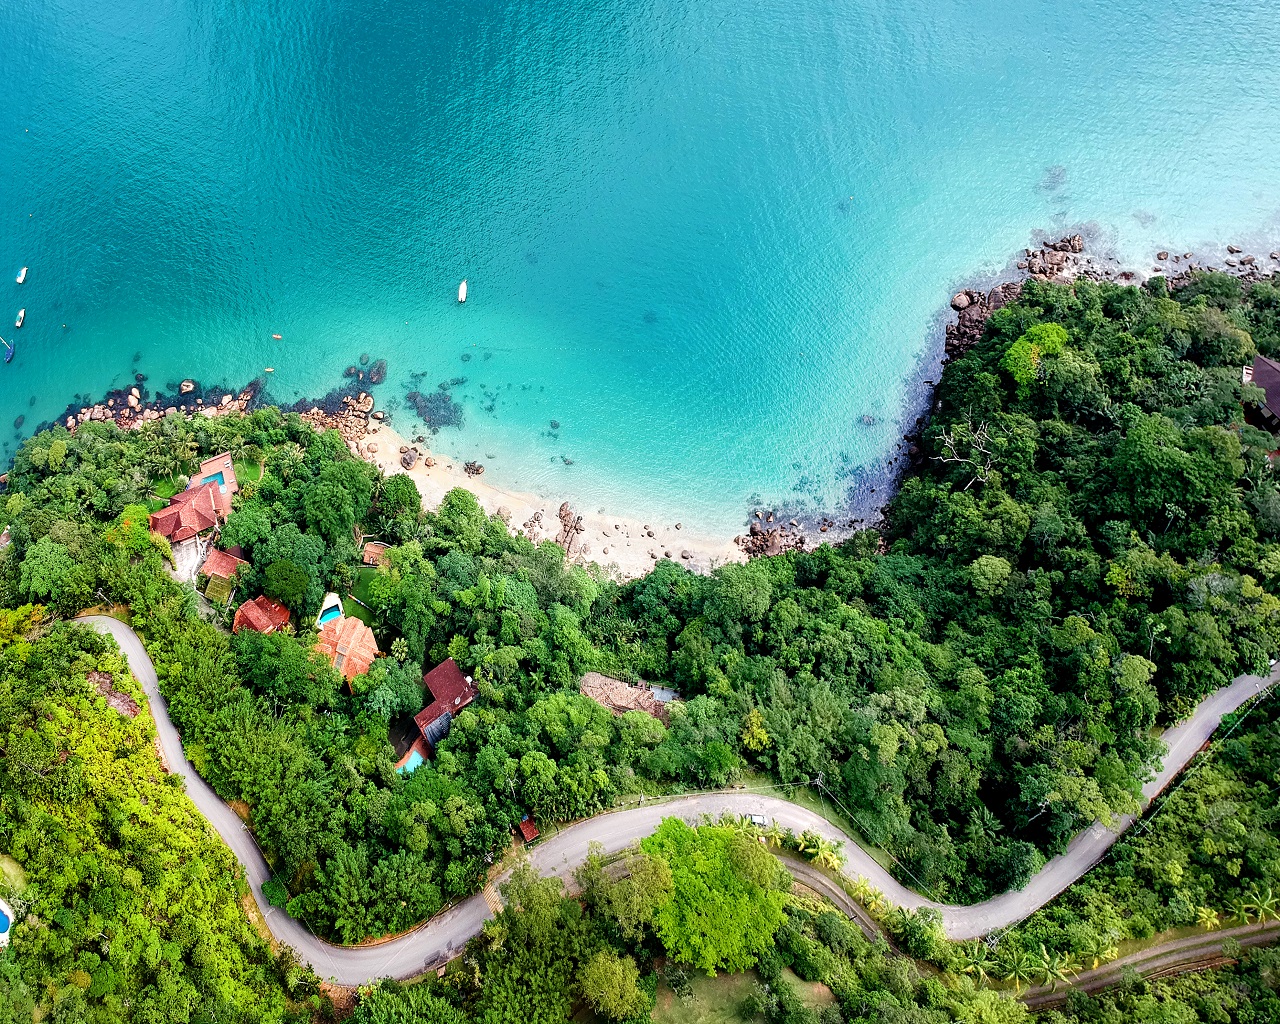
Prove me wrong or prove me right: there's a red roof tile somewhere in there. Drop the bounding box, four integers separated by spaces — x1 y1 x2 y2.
315 615 379 681
414 658 477 740
202 547 248 581
149 482 223 542
233 595 292 635
362 541 390 566
517 816 540 843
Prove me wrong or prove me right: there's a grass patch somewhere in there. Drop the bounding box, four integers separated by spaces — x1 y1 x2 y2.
343 597 374 627
652 970 760 1024
234 459 263 486
0 853 27 892
151 474 184 500
352 566 378 605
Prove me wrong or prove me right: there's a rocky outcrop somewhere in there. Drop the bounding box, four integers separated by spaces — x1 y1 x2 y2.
555 501 587 554
944 281 1023 360
735 513 805 558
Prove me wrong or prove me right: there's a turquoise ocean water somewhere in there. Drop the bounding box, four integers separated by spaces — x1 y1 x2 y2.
2 0 1279 533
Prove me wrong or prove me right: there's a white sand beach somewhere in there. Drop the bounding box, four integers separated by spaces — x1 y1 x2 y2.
358 422 744 581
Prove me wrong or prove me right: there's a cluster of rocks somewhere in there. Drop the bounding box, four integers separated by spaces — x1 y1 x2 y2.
65 385 256 433
946 281 1023 361
520 508 547 542
463 460 485 477
297 391 381 451
1157 245 1280 286
344 356 387 385
1016 233 1084 278
736 509 806 558
555 501 587 555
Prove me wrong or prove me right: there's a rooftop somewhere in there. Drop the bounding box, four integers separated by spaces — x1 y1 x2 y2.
201 547 248 582
316 614 380 681
414 658 477 745
233 595 292 635
192 452 239 498
1252 355 1280 420
149 481 224 542
517 816 540 843
362 541 390 566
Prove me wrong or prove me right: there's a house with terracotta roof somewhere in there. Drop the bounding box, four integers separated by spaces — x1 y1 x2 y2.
1246 356 1280 430
200 547 248 604
233 595 292 635
414 658 477 749
362 541 390 566
516 815 540 844
315 614 380 682
149 481 224 544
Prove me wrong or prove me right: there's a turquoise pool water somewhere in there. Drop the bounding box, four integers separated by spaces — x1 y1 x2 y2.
397 749 425 775
318 606 342 625
0 907 9 933
201 471 226 489
2 1 1279 531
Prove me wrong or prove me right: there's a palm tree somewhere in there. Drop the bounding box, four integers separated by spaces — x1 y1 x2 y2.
1036 944 1079 992
796 830 822 856
999 946 1035 994
958 940 994 986
849 877 875 903
1196 906 1221 931
763 823 787 849
811 838 843 870
1246 887 1280 923
1078 931 1119 970
1228 897 1255 926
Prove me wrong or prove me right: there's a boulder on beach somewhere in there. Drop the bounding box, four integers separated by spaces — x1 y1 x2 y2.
401 449 419 470
180 380 196 394
951 292 971 311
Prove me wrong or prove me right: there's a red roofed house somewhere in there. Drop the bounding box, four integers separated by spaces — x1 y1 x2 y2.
517 815 540 844
414 658 477 749
362 541 390 567
233 595 292 635
190 452 240 503
149 481 225 544
315 615 380 682
200 547 248 604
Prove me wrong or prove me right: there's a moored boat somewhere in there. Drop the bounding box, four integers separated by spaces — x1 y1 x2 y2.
458 279 468 303
1 336 12 364
16 267 27 284
14 309 24 329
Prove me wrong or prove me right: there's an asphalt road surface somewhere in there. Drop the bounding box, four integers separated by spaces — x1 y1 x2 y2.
79 615 1279 984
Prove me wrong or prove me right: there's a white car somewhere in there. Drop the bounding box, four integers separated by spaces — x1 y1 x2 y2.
747 814 768 828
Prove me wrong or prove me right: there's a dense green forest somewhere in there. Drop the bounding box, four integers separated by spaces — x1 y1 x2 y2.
0 608 318 1023
4 269 1280 1019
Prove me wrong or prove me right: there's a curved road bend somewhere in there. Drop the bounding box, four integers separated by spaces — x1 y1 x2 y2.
79 616 1279 983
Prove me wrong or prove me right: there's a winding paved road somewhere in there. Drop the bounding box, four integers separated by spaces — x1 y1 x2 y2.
79 615 1279 985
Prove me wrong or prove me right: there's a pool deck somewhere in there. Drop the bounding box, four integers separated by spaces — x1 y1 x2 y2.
191 453 239 496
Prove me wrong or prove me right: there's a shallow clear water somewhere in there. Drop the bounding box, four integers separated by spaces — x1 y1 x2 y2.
2 0 1279 532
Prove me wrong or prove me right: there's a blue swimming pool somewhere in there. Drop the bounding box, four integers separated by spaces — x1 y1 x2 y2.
397 749 424 775
201 471 226 488
318 605 342 625
0 907 9 933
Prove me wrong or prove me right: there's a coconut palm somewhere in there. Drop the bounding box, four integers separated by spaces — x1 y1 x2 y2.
849 877 875 903
958 940 994 986
796 830 822 856
1228 897 1255 926
1036 944 1079 992
1077 930 1120 970
1196 906 1221 931
999 947 1036 994
1246 887 1280 923
811 837 844 870
762 823 787 849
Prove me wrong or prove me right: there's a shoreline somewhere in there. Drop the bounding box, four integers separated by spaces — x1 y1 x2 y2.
15 232 1280 578
355 421 745 581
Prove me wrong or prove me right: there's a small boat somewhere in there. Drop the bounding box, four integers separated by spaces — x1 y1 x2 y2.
14 309 24 329
458 279 468 303
265 367 275 373
271 333 282 339
16 267 27 284
1 335 12 364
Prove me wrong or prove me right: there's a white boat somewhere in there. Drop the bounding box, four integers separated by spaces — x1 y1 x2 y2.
16 267 27 285
14 309 24 329
458 279 468 303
